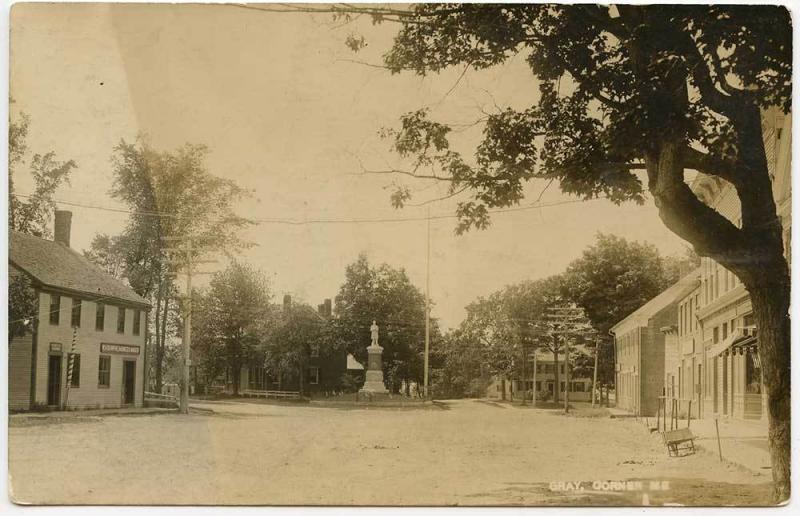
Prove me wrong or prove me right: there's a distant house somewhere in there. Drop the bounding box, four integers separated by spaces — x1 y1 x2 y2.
610 274 698 416
486 348 593 402
9 211 150 411
236 296 347 396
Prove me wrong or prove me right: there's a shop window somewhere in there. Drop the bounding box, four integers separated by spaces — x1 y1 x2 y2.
745 353 762 394
71 298 82 328
98 355 111 387
49 294 60 325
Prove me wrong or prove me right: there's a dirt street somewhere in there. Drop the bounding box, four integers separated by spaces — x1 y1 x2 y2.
8 399 772 506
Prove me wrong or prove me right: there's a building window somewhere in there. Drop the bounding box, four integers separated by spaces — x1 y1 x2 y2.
68 353 81 387
308 366 319 385
722 322 728 340
713 326 719 344
743 313 755 328
310 344 319 358
49 294 60 325
71 298 82 328
98 356 111 387
560 381 565 392
96 303 105 331
133 309 141 336
117 307 125 334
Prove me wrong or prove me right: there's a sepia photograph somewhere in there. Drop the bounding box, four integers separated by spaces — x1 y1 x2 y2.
4 1 794 508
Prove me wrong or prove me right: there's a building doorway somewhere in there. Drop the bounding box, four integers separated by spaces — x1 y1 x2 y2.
122 360 136 405
47 354 62 407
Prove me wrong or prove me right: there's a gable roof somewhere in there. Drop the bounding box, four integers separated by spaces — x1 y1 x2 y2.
10 231 150 308
610 269 700 336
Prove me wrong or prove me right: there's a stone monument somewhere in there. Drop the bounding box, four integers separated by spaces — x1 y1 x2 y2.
359 320 389 396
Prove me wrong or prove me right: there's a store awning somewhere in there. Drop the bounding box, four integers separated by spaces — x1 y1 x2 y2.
731 334 758 354
708 332 758 359
707 332 742 358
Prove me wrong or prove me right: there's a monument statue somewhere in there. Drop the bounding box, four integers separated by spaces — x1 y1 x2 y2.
359 319 389 397
370 320 379 347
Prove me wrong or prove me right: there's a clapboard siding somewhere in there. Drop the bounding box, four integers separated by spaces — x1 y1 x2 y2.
34 292 146 410
9 334 33 411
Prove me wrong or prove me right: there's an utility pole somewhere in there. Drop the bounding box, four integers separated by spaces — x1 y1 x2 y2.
592 335 600 407
423 206 431 400
545 306 588 414
164 235 216 415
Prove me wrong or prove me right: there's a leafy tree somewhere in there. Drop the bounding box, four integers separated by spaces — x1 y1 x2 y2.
8 106 76 237
458 290 517 398
192 262 274 395
454 276 590 404
84 139 253 392
561 233 693 391
8 270 37 345
331 254 435 394
324 4 791 498
8 106 76 343
431 328 489 399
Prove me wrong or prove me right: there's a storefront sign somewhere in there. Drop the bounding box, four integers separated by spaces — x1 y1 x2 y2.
50 342 62 352
100 343 140 355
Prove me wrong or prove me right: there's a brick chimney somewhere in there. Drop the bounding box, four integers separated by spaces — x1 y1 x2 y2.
54 210 72 247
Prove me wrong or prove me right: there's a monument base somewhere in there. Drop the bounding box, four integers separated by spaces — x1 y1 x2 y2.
358 341 389 399
359 369 389 394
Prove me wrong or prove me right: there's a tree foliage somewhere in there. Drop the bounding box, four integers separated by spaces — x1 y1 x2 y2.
8 105 76 344
84 139 254 391
352 4 790 498
264 302 330 395
192 262 274 395
8 106 77 238
331 254 435 394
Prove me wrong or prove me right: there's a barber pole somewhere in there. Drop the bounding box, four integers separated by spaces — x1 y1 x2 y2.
63 326 78 409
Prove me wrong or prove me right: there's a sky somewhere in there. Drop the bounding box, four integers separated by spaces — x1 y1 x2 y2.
9 3 690 329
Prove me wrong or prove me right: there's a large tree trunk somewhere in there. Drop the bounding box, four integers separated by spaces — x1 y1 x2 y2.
747 269 791 502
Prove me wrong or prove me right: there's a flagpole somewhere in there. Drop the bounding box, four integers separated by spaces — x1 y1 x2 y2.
423 206 431 400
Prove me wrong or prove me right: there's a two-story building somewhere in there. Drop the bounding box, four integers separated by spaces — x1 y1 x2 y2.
664 108 791 422
611 273 699 416
9 211 150 411
235 296 347 396
487 348 593 402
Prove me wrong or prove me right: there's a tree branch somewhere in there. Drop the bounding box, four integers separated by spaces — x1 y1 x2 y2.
680 146 740 186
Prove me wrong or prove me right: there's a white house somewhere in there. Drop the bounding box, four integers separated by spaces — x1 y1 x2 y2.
9 211 150 411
